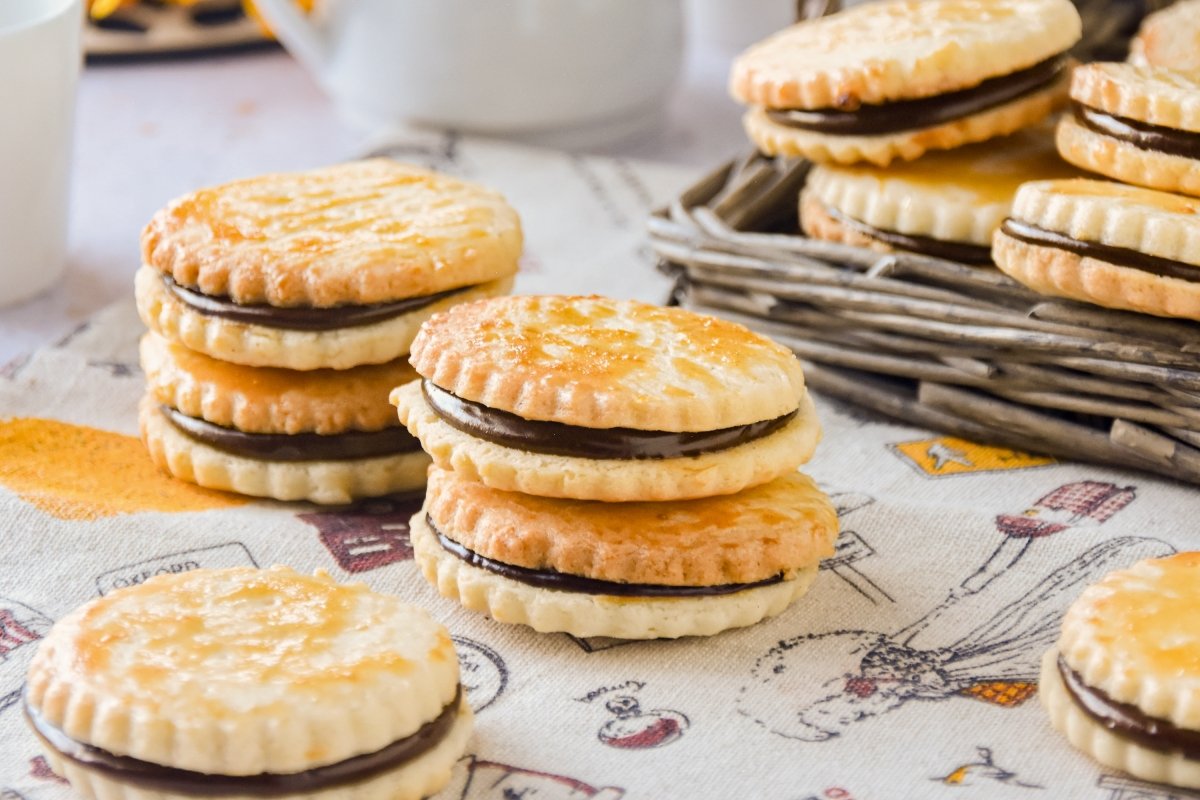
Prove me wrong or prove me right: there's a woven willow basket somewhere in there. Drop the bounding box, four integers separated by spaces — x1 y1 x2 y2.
651 0 1196 485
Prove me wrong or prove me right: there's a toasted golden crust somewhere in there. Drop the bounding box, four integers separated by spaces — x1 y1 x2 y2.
136 265 513 371
140 333 412 435
36 701 473 800
410 514 820 639
993 232 1200 321
141 159 522 308
392 381 821 502
743 74 1068 166
729 0 1080 109
424 467 837 586
139 397 430 504
1040 650 1200 790
800 193 893 253
407 295 807 431
1130 0 1200 73
24 566 461 775
1009 178 1200 263
804 126 1078 245
1056 114 1200 198
1071 62 1200 133
1057 553 1200 728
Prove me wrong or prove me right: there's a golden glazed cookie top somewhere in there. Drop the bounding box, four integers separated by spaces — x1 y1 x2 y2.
140 332 414 434
730 0 1081 110
1058 553 1200 729
25 567 459 775
141 159 523 308
1071 62 1200 134
407 295 808 431
425 467 838 586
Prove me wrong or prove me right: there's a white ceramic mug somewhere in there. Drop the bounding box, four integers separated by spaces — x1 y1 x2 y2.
0 0 81 306
252 0 684 146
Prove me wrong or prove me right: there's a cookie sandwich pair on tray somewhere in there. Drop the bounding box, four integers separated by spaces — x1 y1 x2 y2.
134 159 523 503
391 294 840 639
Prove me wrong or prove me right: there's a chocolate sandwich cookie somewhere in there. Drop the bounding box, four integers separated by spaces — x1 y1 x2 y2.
136 159 521 370
391 295 822 502
1058 62 1200 198
993 179 1200 320
1041 553 1200 789
1130 0 1200 73
24 566 472 800
802 127 1080 263
139 332 430 503
412 466 838 638
730 0 1081 166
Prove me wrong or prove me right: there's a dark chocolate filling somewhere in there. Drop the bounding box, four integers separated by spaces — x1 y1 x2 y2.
430 516 786 597
420 380 797 460
1074 102 1200 161
1000 218 1200 283
1057 656 1200 756
820 204 994 264
766 54 1067 136
160 405 422 462
24 688 463 797
163 274 470 331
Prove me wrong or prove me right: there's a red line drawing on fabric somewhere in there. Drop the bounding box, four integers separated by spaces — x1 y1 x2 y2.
576 681 689 750
0 598 52 716
737 534 1174 742
443 755 625 799
301 494 424 573
27 757 66 785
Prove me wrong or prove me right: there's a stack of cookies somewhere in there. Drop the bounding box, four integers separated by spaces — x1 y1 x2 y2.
391 295 839 639
134 159 523 504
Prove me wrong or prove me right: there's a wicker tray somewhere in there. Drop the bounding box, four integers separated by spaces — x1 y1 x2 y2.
650 154 1200 485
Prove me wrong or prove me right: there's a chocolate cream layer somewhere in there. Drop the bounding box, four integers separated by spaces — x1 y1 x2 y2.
163 274 470 331
1057 656 1200 757
421 380 797 460
1074 102 1200 161
819 204 993 264
430 516 786 597
160 405 421 462
1000 218 1200 282
766 55 1067 136
24 688 463 797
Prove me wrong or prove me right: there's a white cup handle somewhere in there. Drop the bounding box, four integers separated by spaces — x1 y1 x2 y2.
251 0 330 73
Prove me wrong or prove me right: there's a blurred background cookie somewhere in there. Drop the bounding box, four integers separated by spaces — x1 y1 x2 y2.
730 0 1081 165
25 566 472 800
392 295 821 502
1041 552 1200 789
139 332 429 503
801 127 1080 264
136 159 520 371
1058 62 1200 198
1129 0 1200 72
993 178 1200 319
412 466 838 639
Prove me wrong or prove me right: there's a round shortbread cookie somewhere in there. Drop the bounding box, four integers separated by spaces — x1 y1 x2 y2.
1040 649 1200 790
1130 0 1200 73
140 332 414 435
1057 553 1200 728
140 397 430 504
803 127 1079 248
136 265 513 371
730 0 1081 110
392 380 821 502
141 159 522 308
24 566 466 781
1057 115 1200 198
1070 62 1200 134
41 702 473 800
423 467 837 587
743 75 1068 166
410 513 820 639
408 295 807 431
